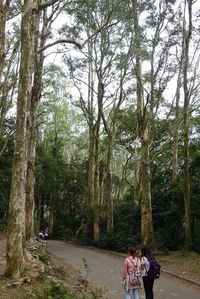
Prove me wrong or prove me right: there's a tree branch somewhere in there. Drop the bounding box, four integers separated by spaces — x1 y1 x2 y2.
38 0 61 10
38 39 82 52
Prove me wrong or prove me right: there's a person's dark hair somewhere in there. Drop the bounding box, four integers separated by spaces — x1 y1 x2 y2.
129 246 137 257
141 245 154 259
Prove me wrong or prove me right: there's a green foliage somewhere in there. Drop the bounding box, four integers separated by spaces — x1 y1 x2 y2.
75 257 90 293
98 195 141 252
0 134 14 221
0 220 7 232
88 287 106 299
35 281 73 299
37 245 51 264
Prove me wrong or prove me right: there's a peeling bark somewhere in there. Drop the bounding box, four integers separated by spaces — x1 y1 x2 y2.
6 0 36 279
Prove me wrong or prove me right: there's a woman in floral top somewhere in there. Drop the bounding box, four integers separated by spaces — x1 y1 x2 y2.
122 246 141 299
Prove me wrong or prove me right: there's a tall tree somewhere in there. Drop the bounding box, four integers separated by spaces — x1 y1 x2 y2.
183 0 192 251
132 0 153 245
6 0 36 278
0 0 10 84
25 1 59 240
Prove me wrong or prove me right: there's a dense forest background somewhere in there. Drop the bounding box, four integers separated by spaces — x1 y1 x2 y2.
0 0 200 279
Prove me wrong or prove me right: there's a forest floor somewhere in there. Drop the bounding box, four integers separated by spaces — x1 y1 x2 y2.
156 250 200 286
0 235 99 299
0 235 200 298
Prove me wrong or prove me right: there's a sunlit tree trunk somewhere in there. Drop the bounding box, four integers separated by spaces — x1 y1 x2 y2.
6 0 35 279
183 0 192 251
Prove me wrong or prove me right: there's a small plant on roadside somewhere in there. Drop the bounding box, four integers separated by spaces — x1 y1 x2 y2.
82 257 91 291
37 244 51 264
54 266 66 277
75 257 91 294
76 273 88 293
35 280 73 299
89 286 106 299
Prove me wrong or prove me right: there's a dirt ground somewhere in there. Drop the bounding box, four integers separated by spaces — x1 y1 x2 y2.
0 236 95 299
157 251 200 285
0 235 200 298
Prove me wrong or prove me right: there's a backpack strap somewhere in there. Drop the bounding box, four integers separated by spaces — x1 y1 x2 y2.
128 257 138 268
128 257 134 274
143 256 150 276
128 257 140 275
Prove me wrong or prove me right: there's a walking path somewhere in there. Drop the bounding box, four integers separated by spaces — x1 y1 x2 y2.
47 240 200 299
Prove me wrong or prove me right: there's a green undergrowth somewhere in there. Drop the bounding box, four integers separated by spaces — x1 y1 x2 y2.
0 241 106 299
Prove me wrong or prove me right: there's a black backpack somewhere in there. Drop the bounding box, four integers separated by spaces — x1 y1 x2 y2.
145 258 161 279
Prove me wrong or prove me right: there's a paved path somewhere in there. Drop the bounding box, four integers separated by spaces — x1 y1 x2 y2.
47 240 200 299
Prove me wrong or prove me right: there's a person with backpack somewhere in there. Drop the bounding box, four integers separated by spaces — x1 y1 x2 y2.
141 245 160 299
122 246 141 299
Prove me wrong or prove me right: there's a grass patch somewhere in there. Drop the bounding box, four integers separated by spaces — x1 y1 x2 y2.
37 244 51 264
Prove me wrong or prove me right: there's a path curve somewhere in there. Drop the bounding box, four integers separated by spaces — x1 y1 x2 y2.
47 240 200 299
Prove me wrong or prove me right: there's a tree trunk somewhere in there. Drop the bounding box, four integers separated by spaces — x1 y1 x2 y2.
88 127 95 207
183 0 192 251
93 78 103 242
140 135 153 244
26 3 46 241
172 73 181 184
132 0 153 245
93 123 100 242
0 40 19 134
87 41 95 207
104 133 114 232
6 0 35 279
0 0 9 84
48 191 54 237
172 40 184 184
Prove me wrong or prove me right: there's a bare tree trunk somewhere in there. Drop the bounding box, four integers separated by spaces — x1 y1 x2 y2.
26 3 47 241
183 0 192 251
88 128 95 206
87 38 95 208
93 127 100 242
93 79 103 242
48 191 54 237
140 136 153 244
0 40 20 134
6 0 35 279
104 133 114 232
172 40 184 184
172 72 181 184
132 0 153 245
0 0 9 84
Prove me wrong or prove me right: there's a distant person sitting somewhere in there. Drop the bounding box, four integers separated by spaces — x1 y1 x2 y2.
44 228 48 240
39 231 44 240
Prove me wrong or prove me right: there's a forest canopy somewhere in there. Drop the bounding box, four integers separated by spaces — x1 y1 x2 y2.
0 0 199 279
